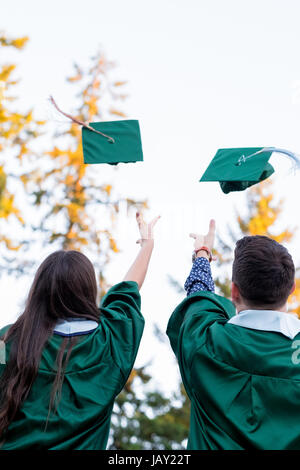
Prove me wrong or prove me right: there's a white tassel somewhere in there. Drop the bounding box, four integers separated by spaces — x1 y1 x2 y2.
236 147 300 172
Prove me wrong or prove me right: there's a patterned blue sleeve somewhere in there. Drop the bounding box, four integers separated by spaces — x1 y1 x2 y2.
184 257 215 296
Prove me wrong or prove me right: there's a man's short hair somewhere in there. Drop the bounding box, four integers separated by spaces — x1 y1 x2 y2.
232 235 295 309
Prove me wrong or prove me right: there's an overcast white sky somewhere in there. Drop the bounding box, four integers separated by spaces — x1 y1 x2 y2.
2 0 300 393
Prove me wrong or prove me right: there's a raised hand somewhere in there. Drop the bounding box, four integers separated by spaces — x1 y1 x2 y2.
189 219 216 261
136 212 161 246
123 212 161 289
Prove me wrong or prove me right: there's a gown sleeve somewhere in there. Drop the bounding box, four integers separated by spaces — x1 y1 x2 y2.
166 291 236 367
99 281 145 381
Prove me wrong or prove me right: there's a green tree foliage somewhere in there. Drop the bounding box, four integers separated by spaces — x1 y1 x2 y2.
109 366 190 450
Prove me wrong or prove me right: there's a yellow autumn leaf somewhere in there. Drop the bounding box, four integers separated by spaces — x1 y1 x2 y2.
10 36 29 49
113 81 127 87
109 238 119 253
0 65 16 82
103 184 112 196
109 108 126 117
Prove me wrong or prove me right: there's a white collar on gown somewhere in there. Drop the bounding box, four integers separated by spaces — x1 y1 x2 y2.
53 318 98 337
228 309 300 339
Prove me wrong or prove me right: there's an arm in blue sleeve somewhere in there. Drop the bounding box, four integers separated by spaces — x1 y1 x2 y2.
184 257 215 296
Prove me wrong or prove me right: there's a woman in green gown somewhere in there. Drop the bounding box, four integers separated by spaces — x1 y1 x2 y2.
0 212 159 450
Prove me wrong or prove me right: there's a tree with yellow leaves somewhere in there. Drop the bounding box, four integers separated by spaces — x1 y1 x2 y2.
22 51 146 294
1 33 146 285
0 32 44 271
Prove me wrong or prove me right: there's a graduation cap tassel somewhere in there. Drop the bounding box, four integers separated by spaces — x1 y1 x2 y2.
270 148 300 172
236 147 300 171
49 96 115 143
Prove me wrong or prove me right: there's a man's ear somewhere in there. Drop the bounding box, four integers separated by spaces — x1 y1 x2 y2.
290 281 296 295
231 282 240 303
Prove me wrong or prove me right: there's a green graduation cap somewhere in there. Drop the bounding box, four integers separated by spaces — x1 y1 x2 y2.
200 147 300 194
82 120 143 165
49 96 143 165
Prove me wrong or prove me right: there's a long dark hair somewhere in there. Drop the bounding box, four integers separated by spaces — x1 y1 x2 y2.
0 250 100 438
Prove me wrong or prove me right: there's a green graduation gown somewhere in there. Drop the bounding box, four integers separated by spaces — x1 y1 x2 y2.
0 281 144 450
167 290 300 450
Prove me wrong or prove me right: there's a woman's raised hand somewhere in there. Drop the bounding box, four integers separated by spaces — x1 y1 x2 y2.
136 212 161 246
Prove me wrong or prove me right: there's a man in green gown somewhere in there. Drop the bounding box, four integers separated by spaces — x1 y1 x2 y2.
167 220 300 450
